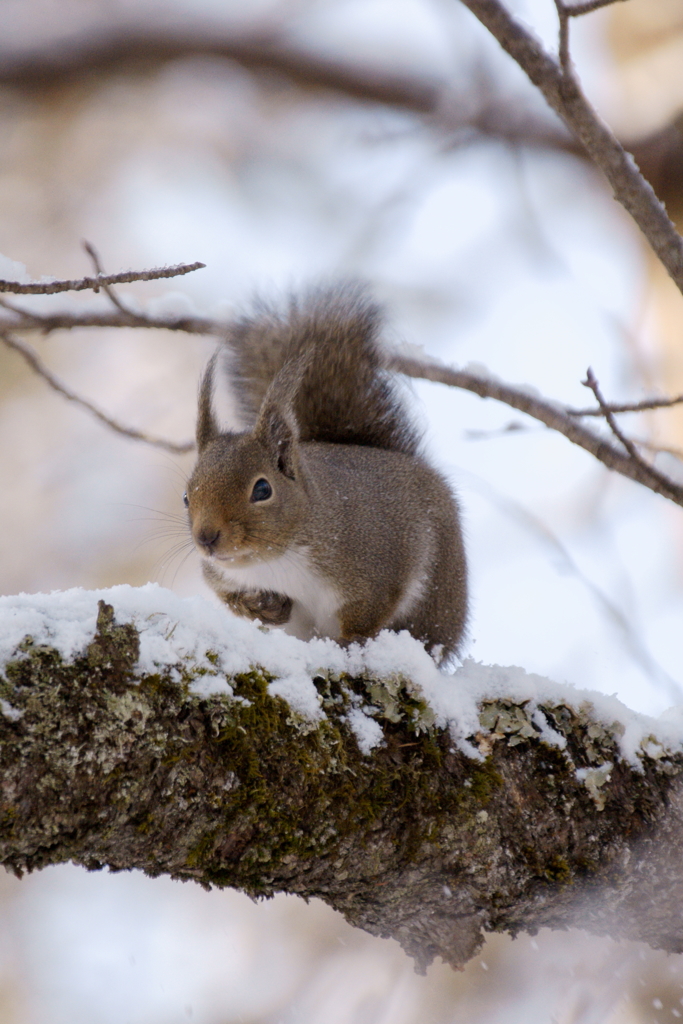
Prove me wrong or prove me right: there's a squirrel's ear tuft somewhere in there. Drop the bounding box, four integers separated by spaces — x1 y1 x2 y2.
254 399 300 480
197 354 220 452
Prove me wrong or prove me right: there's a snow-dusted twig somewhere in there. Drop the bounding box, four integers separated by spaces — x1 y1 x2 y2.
458 0 683 296
0 331 194 454
0 260 205 295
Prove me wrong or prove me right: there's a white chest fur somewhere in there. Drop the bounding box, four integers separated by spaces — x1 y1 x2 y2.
207 545 342 641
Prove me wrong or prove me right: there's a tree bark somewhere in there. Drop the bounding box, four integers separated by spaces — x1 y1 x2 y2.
1 598 682 972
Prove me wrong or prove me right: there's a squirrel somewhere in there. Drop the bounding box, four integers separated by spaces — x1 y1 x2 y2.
184 284 468 665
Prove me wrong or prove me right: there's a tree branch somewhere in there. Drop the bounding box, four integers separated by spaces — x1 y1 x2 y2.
567 395 683 416
0 260 205 295
457 0 683 295
0 331 194 453
1 593 683 972
0 306 217 335
3 20 683 213
5 279 683 504
580 366 678 495
389 354 683 507
565 0 628 17
81 240 136 315
0 27 438 114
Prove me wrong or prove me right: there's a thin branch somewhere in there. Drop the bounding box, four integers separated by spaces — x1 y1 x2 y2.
3 21 682 217
0 331 194 454
553 0 571 78
0 308 217 335
82 240 134 315
0 28 439 114
0 294 29 317
565 0 627 16
581 367 678 494
389 354 683 507
464 421 530 439
0 261 205 295
568 395 683 416
629 438 683 461
457 0 683 296
5 284 683 506
464 421 683 463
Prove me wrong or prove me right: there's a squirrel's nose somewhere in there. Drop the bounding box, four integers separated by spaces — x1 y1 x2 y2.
196 526 220 554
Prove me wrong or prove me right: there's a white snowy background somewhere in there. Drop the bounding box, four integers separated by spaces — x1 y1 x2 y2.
0 0 682 1020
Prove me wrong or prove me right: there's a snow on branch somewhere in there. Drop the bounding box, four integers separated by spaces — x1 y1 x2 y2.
1 586 683 970
0 259 205 295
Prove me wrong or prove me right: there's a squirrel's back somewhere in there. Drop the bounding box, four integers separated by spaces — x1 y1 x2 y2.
223 283 421 456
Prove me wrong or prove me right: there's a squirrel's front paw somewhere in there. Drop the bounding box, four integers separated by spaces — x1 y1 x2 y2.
224 589 293 625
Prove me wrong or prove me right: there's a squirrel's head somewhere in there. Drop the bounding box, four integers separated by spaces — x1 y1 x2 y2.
185 354 307 565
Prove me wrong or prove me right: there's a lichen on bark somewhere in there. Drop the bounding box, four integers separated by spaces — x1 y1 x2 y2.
1 600 683 972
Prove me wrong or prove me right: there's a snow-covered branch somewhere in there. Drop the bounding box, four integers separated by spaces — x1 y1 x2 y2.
2 587 683 971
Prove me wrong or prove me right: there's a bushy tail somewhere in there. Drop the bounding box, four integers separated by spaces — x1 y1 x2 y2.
222 283 421 456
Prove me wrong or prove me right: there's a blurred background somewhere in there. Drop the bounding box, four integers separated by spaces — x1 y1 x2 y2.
1 0 683 1020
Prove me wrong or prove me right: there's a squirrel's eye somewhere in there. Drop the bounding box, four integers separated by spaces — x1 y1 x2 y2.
182 491 189 508
251 478 272 502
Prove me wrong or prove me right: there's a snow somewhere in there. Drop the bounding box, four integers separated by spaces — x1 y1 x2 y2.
0 252 29 283
0 584 682 765
0 698 23 721
345 706 384 755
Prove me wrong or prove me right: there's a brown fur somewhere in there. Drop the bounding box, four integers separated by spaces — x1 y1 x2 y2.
186 284 468 665
224 284 421 454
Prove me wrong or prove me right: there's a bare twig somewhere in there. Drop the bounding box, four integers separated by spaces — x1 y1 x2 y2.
565 0 627 16
2 21 682 214
0 331 194 454
82 241 134 315
629 438 683 461
0 294 29 317
568 395 683 416
464 421 529 440
0 308 217 335
389 354 683 507
458 0 683 296
0 261 205 295
553 0 571 78
1 16 681 215
5 276 683 505
580 367 678 494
